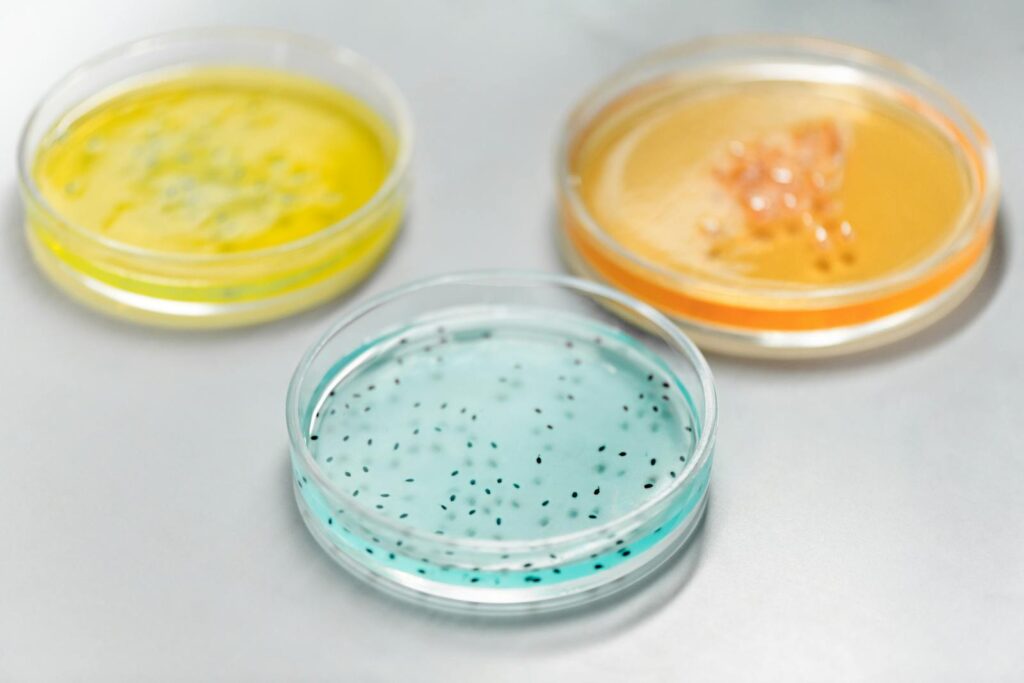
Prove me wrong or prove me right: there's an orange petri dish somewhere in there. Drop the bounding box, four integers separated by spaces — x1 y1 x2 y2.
558 36 999 357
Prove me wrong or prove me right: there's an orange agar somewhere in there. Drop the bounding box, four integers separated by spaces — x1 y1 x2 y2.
559 39 997 354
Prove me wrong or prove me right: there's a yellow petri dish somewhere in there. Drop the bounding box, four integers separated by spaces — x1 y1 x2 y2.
558 36 998 357
18 29 412 327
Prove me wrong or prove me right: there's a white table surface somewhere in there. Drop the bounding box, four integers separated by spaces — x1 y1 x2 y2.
2 1 1022 680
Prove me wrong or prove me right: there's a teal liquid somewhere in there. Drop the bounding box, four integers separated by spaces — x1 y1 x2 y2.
295 312 707 588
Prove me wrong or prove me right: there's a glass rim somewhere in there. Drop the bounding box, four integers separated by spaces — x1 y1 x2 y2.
16 26 414 264
285 270 718 554
555 33 1000 305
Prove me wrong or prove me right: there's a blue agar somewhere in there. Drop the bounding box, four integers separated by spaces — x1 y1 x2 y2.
294 311 709 591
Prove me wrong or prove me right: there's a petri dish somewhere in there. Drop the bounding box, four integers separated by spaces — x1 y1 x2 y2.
286 272 716 612
18 29 412 327
558 36 999 357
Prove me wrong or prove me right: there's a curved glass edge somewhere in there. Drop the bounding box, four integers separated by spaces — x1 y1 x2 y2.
291 454 711 612
562 230 992 357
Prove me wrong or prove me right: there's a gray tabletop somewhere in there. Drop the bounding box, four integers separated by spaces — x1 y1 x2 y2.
2 1 1021 681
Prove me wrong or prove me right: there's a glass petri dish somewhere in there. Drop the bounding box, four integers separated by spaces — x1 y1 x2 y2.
558 36 999 357
286 272 717 612
18 28 412 327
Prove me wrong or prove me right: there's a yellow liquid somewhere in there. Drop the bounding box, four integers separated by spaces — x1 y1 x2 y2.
35 66 395 254
573 78 974 288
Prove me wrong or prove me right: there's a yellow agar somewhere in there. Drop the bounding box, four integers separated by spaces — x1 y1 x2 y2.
29 66 402 325
35 66 394 253
573 79 973 289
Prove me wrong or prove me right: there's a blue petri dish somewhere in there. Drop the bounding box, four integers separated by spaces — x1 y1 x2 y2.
287 272 717 612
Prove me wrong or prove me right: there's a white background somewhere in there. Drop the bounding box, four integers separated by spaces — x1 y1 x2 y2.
1 1 1021 680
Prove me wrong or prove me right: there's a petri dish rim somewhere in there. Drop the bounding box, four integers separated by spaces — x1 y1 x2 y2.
555 33 1000 305
16 26 414 265
285 270 718 555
